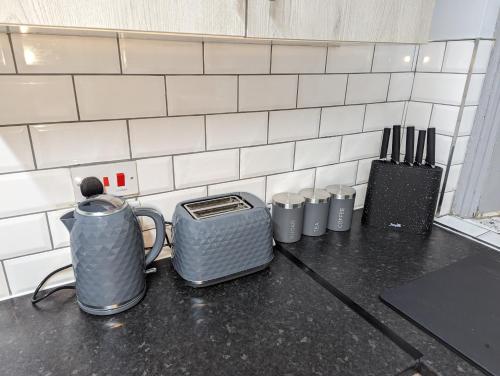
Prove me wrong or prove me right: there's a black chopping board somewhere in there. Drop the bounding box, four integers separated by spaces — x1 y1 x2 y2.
381 252 500 376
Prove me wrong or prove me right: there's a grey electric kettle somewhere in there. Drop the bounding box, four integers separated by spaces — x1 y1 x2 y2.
59 194 165 316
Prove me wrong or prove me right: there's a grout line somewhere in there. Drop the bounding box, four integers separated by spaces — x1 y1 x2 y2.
44 212 55 250
324 47 329 73
266 111 270 143
164 75 169 116
292 141 297 170
203 115 207 151
0 99 428 128
237 75 240 112
385 73 392 101
343 74 349 104
295 74 299 108
26 126 38 169
238 148 241 179
71 75 81 121
116 35 123 74
170 155 176 190
1 261 13 296
361 104 367 132
202 42 205 74
7 33 18 73
369 44 376 72
440 42 448 73
244 0 248 38
437 39 480 215
0 128 388 177
317 108 323 138
125 120 132 159
269 44 273 73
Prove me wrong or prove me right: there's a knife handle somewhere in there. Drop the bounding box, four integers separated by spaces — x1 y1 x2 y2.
404 126 415 165
391 125 401 163
426 127 436 166
380 128 391 159
415 130 426 165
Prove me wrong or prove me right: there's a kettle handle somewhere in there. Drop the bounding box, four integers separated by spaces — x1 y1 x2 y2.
133 207 166 267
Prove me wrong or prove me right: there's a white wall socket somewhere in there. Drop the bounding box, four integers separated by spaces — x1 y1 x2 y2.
70 161 139 201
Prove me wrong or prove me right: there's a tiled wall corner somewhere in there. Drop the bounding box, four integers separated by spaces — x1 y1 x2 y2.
0 31 492 299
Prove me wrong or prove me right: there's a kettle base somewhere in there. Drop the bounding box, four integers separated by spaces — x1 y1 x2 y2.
77 287 146 316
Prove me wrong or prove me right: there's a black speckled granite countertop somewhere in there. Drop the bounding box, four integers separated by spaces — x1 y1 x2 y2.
0 210 494 375
280 210 496 376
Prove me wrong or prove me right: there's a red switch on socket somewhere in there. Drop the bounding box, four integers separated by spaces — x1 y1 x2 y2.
116 172 126 187
102 176 110 187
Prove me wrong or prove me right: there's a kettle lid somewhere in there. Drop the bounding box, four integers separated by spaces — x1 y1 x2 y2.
76 194 127 216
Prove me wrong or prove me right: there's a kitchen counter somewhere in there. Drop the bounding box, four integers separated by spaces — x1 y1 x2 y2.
279 210 496 375
0 210 494 375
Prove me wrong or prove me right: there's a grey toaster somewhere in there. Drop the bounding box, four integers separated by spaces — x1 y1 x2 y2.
171 192 274 287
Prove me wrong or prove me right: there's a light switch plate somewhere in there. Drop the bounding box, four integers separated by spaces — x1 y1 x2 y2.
70 161 138 201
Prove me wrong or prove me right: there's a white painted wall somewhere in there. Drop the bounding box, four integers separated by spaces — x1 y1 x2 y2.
430 0 500 40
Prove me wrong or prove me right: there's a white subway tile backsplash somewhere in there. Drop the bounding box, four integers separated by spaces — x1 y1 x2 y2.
136 156 174 195
0 75 77 125
166 75 237 116
473 40 494 73
439 191 454 215
326 44 374 73
239 75 297 111
387 73 414 101
459 106 477 136
208 177 266 202
0 33 15 73
372 44 416 72
271 45 326 73
120 39 202 74
204 43 270 74
206 112 268 149
30 120 129 168
0 267 8 299
75 75 166 120
315 161 358 188
4 247 74 295
268 108 320 143
353 184 368 209
444 164 462 192
411 73 466 105
452 136 469 164
430 104 458 135
0 169 74 218
139 186 207 222
345 74 390 105
435 134 452 165
340 131 382 162
294 137 341 170
174 149 239 189
0 126 35 173
129 116 205 158
466 74 485 105
265 169 315 203
240 143 294 178
12 34 120 73
356 158 376 184
47 208 72 248
297 74 347 108
416 42 446 72
319 105 365 137
0 214 51 259
442 41 474 73
404 101 432 129
363 102 405 131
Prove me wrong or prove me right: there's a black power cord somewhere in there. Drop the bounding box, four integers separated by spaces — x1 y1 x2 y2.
31 264 75 304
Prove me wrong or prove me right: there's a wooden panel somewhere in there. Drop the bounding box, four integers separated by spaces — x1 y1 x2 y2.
247 0 435 43
0 0 246 36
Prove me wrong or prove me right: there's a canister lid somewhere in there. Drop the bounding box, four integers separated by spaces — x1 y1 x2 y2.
326 185 356 200
76 194 127 216
272 192 305 209
298 188 330 204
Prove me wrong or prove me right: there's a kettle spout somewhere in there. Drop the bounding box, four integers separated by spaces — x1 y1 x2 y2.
60 211 76 232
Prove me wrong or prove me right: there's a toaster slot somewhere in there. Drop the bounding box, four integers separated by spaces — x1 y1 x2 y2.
183 195 252 220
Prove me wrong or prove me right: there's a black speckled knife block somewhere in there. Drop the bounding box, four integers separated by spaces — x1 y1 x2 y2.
362 160 443 234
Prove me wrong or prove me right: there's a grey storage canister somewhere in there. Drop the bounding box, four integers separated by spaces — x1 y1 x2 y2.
299 188 330 237
326 185 356 232
272 193 305 243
